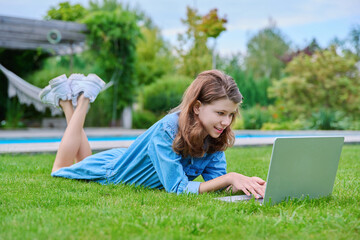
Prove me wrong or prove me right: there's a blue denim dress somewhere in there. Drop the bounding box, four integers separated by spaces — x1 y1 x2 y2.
51 112 227 194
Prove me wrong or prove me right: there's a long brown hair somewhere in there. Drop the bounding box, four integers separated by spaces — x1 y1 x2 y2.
172 70 243 158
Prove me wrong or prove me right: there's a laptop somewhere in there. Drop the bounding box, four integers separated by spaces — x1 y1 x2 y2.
216 136 344 205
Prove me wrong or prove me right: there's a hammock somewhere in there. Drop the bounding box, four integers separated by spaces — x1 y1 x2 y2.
0 64 62 116
0 64 114 116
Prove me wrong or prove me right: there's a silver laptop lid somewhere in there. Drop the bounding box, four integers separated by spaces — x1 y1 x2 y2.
263 136 344 205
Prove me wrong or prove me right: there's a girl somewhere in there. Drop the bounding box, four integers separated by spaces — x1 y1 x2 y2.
40 70 266 197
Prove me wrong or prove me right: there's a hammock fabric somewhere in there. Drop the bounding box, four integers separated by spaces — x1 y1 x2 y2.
0 64 62 116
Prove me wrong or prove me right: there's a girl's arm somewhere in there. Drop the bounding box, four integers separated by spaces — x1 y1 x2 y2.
199 172 266 198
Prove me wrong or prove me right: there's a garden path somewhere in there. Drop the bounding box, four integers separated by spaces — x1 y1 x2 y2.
1 128 359 153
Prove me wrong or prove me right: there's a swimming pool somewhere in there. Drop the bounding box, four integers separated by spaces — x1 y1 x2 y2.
1 132 357 153
0 134 310 144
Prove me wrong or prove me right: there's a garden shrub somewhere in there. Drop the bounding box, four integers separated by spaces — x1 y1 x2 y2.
219 56 273 108
232 117 244 130
310 108 350 130
241 105 271 129
269 48 360 119
2 98 25 129
132 110 159 129
261 120 307 130
0 49 48 124
85 92 113 127
142 75 192 114
349 120 360 130
26 55 97 88
83 5 141 125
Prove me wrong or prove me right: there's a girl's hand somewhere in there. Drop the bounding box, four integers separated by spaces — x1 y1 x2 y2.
226 172 266 198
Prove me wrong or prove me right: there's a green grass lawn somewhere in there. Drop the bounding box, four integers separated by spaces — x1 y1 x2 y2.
1 145 359 239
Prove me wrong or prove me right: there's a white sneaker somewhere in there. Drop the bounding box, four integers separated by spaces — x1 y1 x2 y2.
49 74 72 107
39 85 54 106
71 73 105 106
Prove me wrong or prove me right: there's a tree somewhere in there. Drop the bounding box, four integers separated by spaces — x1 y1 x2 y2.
245 20 290 80
331 24 360 60
176 7 227 78
269 47 360 119
83 1 141 126
348 24 360 59
280 38 321 63
45 1 87 22
198 9 227 69
217 54 272 108
135 27 175 86
176 7 211 77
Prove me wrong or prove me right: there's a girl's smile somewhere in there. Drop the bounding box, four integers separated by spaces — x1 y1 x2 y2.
194 98 238 138
214 126 223 133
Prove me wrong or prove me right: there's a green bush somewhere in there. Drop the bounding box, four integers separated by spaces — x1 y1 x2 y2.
83 3 141 119
310 108 350 130
0 49 48 123
241 105 271 129
349 120 360 130
142 75 192 114
268 48 360 119
231 117 244 130
26 55 97 88
218 55 273 108
132 110 159 129
261 120 307 130
2 98 25 129
85 92 113 127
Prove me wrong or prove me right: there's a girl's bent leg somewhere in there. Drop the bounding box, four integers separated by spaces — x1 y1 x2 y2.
60 100 92 163
75 130 92 163
52 96 90 173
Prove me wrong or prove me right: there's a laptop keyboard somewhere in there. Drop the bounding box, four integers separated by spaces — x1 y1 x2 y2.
215 195 264 203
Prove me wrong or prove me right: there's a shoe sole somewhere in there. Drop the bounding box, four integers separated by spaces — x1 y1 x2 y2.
71 74 106 105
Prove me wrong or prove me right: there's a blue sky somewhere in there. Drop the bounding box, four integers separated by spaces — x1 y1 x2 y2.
0 0 359 55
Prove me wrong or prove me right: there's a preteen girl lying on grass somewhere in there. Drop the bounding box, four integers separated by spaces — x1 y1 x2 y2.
40 70 266 197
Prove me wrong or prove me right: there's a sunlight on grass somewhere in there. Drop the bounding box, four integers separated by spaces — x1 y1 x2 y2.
0 145 359 239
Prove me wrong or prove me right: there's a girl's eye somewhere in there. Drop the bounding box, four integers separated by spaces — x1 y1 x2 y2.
217 112 224 116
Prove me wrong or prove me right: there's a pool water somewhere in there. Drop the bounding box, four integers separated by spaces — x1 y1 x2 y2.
0 134 297 144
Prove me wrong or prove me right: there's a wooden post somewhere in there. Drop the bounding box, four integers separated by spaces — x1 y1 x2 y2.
212 39 217 69
69 42 74 73
111 70 120 127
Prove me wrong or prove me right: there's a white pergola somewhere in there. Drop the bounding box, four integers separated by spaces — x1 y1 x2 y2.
0 15 87 55
0 16 88 117
0 16 131 128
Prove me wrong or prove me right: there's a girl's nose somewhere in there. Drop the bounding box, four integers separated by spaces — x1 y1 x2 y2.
221 116 231 126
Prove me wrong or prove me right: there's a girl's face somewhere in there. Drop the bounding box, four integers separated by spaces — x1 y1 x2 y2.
194 98 238 138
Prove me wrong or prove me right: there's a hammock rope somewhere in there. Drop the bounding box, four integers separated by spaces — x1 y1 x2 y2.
0 64 62 116
0 64 113 116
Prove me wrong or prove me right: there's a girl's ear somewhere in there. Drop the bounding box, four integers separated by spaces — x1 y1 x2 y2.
193 100 201 115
